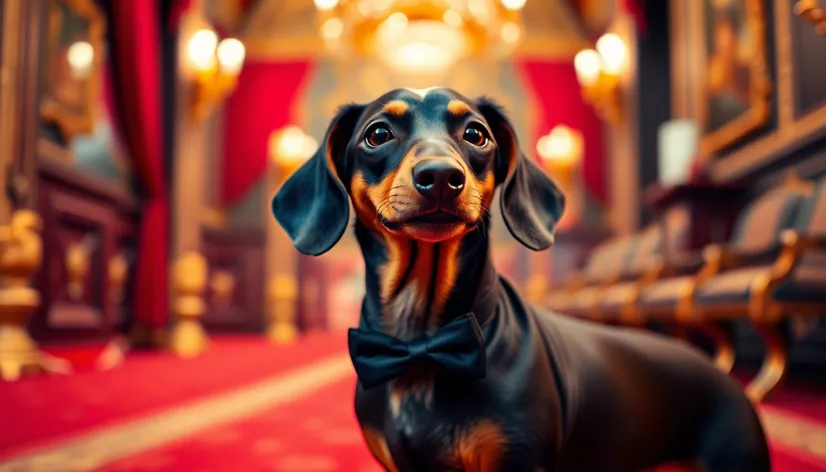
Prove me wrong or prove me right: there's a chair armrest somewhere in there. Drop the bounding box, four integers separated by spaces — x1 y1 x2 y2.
763 230 826 282
702 244 780 270
781 230 826 252
664 252 705 275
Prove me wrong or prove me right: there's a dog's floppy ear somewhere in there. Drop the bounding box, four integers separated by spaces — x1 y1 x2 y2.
476 97 566 251
271 104 365 256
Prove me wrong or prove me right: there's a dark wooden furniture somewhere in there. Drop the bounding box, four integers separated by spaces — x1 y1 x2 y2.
643 180 748 257
33 158 139 344
201 226 265 333
547 224 611 290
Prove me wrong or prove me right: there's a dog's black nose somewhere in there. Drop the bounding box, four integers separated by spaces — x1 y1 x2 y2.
412 159 466 199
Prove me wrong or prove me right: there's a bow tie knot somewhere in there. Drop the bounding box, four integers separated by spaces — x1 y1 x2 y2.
406 339 431 362
348 314 487 389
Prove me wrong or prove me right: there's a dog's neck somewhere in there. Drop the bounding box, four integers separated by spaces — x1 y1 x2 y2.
355 222 499 341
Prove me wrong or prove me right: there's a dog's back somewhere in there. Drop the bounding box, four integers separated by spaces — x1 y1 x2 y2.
533 309 770 472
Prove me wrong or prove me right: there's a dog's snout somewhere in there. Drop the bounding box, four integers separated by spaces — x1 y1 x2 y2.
412 159 466 199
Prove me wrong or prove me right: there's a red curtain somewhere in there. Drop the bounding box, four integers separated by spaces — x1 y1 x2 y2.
107 1 169 335
221 61 311 206
622 0 647 34
518 61 606 204
168 0 192 30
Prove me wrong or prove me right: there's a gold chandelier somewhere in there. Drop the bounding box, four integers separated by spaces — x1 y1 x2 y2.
314 0 526 74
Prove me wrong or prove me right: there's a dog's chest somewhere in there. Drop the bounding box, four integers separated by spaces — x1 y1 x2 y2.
380 376 513 470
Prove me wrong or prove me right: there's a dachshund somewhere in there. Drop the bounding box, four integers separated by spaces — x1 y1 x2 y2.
271 87 770 472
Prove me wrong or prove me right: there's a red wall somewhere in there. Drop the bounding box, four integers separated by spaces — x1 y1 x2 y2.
221 61 312 206
519 61 606 203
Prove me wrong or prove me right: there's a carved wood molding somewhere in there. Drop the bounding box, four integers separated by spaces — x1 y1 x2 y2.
697 0 772 160
39 0 107 141
795 0 826 35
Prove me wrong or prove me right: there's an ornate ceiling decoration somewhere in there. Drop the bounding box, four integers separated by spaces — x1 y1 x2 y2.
239 0 589 61
312 0 525 74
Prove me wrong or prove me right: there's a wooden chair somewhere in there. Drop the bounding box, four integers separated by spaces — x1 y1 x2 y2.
637 175 811 374
564 235 643 320
545 236 637 316
689 174 822 402
593 209 691 327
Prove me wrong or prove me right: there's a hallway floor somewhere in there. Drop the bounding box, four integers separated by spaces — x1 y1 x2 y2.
1 334 825 471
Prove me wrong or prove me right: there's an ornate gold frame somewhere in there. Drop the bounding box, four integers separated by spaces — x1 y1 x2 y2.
696 0 772 159
39 0 106 141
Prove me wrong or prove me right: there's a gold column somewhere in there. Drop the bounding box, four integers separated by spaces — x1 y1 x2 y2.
267 273 298 343
169 251 209 358
0 210 45 381
265 126 315 344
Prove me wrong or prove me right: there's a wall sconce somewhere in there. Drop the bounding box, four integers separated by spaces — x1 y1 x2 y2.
269 126 318 181
574 33 626 123
187 28 246 122
67 41 95 79
795 1 826 35
537 125 584 230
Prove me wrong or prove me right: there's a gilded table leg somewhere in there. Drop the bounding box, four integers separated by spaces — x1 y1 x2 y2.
745 322 788 403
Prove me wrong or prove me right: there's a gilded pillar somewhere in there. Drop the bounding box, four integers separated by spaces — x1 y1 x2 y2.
265 127 315 344
0 211 45 380
169 251 209 358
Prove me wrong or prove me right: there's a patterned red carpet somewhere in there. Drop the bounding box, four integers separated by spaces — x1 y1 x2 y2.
0 333 349 459
1 334 825 471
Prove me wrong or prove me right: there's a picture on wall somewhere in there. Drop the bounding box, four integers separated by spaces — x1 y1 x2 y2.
698 0 771 158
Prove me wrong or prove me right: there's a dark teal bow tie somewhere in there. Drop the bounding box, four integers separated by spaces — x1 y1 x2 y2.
348 314 487 389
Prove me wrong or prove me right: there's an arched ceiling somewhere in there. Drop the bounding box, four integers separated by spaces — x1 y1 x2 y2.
228 0 591 61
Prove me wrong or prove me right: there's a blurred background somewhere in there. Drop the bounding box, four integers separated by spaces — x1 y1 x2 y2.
1 0 826 470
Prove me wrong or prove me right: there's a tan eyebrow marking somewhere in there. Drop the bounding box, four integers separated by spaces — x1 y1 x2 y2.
383 100 409 116
447 99 472 116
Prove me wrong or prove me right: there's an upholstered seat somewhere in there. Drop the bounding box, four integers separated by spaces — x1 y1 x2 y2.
545 236 636 313
773 251 826 303
693 266 772 306
685 175 821 402
637 275 694 316
594 209 690 325
562 235 640 319
639 181 809 325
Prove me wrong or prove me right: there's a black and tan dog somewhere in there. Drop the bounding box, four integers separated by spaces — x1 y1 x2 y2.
271 88 770 472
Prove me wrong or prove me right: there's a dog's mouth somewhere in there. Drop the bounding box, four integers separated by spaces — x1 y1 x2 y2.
380 210 473 231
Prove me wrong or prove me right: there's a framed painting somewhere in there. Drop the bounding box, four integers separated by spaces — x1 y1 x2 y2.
697 0 771 158
39 0 106 142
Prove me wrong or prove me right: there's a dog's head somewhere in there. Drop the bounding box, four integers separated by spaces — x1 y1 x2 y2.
272 88 565 256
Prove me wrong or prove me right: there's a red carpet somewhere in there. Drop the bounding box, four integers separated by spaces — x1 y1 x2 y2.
95 376 378 472
92 373 825 472
3 334 826 471
0 333 347 459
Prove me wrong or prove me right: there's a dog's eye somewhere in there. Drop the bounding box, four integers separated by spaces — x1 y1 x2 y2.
463 125 488 147
365 125 394 147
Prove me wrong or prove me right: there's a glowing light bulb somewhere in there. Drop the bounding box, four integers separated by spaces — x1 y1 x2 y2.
501 0 527 11
188 29 218 72
321 17 344 40
596 33 626 75
500 22 521 44
67 41 94 78
574 49 601 86
443 9 463 28
384 12 409 31
314 0 339 11
537 125 582 167
217 38 245 75
275 126 308 162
